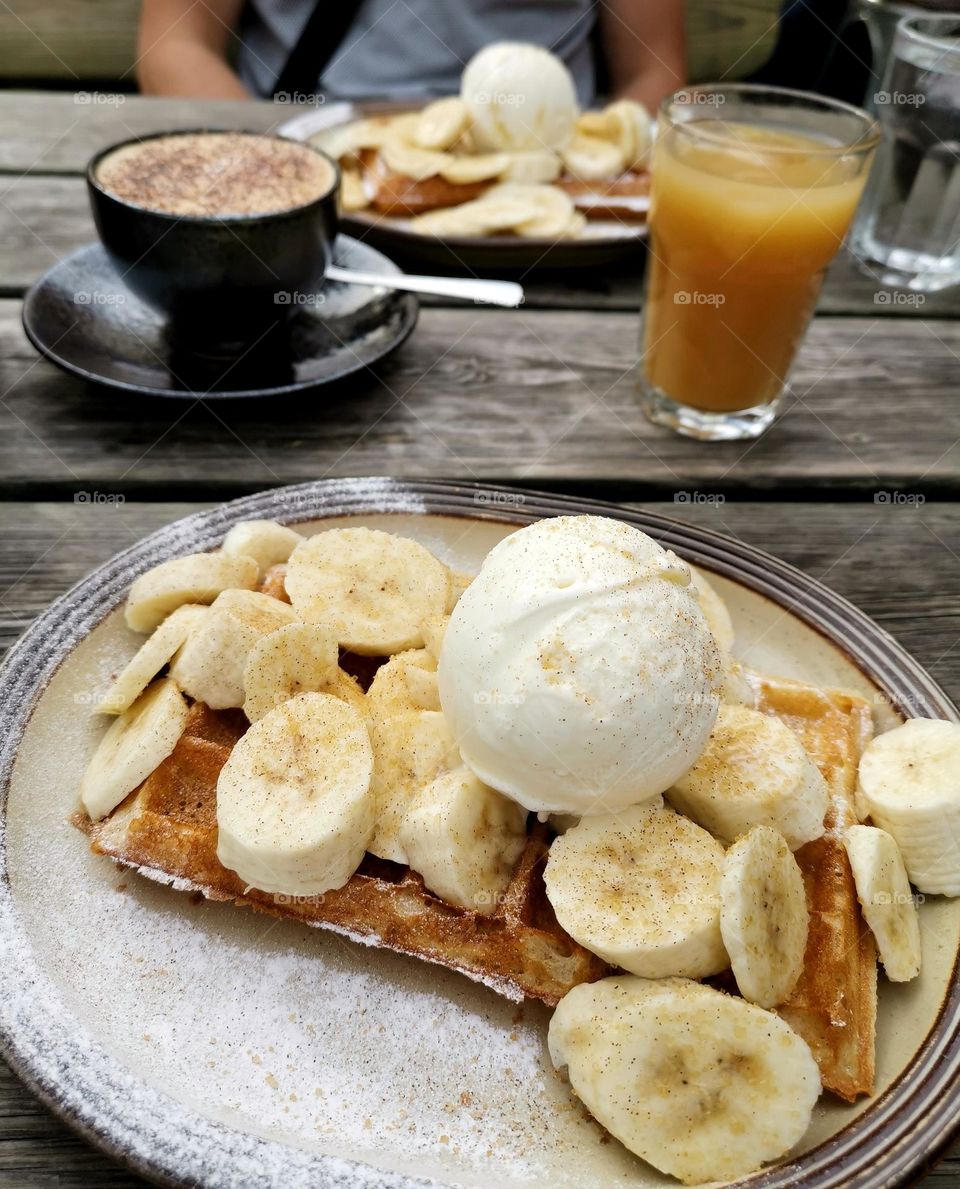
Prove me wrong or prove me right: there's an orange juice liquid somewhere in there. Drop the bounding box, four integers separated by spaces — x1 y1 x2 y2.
643 122 870 413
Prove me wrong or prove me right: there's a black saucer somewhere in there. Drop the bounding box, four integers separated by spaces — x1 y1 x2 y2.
21 236 418 399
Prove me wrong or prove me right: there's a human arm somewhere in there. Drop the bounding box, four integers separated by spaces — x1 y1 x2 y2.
137 0 251 98
598 0 687 114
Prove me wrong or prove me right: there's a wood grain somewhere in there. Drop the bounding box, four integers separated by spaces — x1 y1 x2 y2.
2 301 959 494
1 82 959 1189
0 94 283 176
1 500 957 692
1 171 958 317
0 0 137 82
2 497 960 1186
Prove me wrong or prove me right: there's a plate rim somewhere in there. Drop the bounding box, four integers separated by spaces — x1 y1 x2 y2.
1 477 958 1189
20 237 419 400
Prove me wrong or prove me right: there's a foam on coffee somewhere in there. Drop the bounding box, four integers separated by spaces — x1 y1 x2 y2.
95 132 336 217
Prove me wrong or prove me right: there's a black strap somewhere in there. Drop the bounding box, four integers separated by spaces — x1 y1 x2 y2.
273 0 364 100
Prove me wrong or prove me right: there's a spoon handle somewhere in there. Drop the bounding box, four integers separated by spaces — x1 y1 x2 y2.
326 265 524 308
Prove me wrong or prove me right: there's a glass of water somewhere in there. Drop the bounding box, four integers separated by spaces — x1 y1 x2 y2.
849 13 960 291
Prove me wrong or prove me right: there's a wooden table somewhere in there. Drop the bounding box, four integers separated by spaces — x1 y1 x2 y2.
1 91 959 1188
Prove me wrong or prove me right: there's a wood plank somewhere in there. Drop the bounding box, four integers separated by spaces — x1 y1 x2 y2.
1 501 957 696
3 497 960 1184
1 301 959 493
1 173 958 316
0 93 282 173
0 1 137 82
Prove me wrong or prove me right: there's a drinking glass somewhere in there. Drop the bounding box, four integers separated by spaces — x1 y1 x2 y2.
638 85 878 441
857 0 926 112
849 14 960 292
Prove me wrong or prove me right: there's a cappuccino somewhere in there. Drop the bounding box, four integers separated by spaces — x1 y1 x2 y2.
95 132 336 218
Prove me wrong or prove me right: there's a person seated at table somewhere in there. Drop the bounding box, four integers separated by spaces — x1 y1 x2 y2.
136 0 686 114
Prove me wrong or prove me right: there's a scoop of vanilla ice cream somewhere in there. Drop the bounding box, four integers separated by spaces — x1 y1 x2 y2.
438 516 722 816
461 42 578 152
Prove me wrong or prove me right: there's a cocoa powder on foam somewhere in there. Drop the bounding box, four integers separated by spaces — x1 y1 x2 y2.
95 132 335 218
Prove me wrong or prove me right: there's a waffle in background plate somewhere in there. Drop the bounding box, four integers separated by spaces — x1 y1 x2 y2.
317 100 651 237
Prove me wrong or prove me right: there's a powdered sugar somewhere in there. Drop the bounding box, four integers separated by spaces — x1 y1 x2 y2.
8 792 574 1185
116 857 527 999
0 482 635 1188
2 480 957 1189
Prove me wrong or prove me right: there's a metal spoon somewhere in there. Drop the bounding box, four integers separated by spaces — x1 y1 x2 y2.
325 265 524 308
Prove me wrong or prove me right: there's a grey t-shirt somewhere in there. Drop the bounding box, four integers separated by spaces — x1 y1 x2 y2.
238 0 598 105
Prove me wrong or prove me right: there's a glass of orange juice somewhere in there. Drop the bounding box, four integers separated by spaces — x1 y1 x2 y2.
639 85 879 440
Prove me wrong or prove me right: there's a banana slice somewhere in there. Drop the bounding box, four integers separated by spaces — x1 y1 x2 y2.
339 168 369 213
420 615 449 662
688 565 735 652
857 717 960 895
843 825 921 980
369 708 461 863
99 604 208 714
398 766 527 913
722 660 757 706
686 564 755 707
380 139 451 181
561 133 626 181
548 975 821 1185
392 659 439 711
516 207 582 239
411 192 540 237
687 566 752 706
366 649 439 719
408 207 483 238
668 704 828 849
368 646 437 699
221 519 303 579
80 678 188 820
575 110 616 139
500 150 562 184
439 153 509 185
721 825 808 1007
125 552 259 633
478 182 580 238
505 184 579 238
544 803 728 978
312 117 396 161
217 692 374 896
169 589 297 709
603 98 653 169
285 528 450 655
414 96 471 151
242 622 340 722
446 572 473 613
324 666 369 720
310 126 362 164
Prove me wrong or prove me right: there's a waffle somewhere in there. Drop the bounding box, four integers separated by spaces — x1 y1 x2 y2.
75 697 608 1006
555 171 650 221
72 554 878 1062
751 673 877 1101
357 146 649 221
361 148 489 216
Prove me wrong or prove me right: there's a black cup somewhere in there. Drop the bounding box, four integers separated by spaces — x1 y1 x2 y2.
87 129 340 352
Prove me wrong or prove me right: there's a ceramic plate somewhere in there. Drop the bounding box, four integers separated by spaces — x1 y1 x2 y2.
1 480 959 1189
21 236 418 399
279 106 648 272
